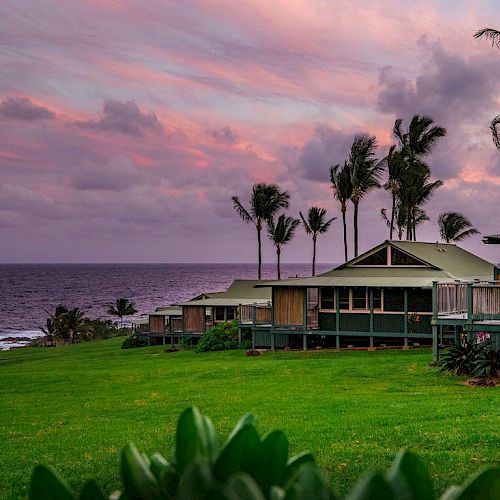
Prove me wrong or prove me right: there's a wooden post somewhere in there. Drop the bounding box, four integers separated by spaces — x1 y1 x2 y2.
432 324 438 360
403 288 408 348
335 288 340 333
369 288 374 349
432 281 439 361
270 331 275 351
251 303 256 325
238 327 242 347
251 330 255 349
336 335 340 350
302 334 307 351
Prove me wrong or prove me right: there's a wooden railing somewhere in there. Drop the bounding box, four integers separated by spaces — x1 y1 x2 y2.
437 283 468 316
437 282 500 319
239 303 272 325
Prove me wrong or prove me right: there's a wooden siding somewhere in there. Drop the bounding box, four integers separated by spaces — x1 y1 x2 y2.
274 287 304 326
149 315 165 333
319 313 336 330
339 313 370 332
170 317 183 332
254 331 288 348
183 306 206 333
256 307 272 323
374 314 404 333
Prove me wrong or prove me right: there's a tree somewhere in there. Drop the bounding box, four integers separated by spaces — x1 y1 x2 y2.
474 28 500 148
393 115 446 158
391 115 446 240
299 207 336 276
267 214 300 280
348 134 383 257
232 183 290 279
108 298 138 328
330 162 352 262
438 212 479 243
383 145 405 239
55 307 87 343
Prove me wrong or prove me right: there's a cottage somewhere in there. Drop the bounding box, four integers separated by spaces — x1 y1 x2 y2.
248 240 499 355
179 280 272 340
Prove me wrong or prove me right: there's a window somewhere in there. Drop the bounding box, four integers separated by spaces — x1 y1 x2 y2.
408 289 432 312
339 288 350 309
226 307 236 320
215 307 225 321
355 247 388 266
352 288 368 309
373 288 382 310
391 248 425 266
320 288 335 310
384 288 404 311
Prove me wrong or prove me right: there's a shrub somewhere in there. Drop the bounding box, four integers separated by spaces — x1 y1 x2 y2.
441 337 499 378
121 334 148 350
29 406 500 499
196 320 242 353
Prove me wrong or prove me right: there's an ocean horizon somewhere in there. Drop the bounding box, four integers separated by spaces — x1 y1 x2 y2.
0 262 334 349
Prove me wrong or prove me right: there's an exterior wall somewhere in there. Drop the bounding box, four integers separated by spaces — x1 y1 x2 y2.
273 287 304 326
254 331 288 348
149 315 165 333
183 306 206 333
256 307 272 323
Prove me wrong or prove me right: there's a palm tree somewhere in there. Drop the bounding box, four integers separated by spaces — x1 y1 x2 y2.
267 214 300 279
438 212 479 243
474 28 500 148
299 207 336 276
383 145 405 239
348 134 383 257
393 115 446 158
330 162 352 262
59 307 87 343
232 183 290 279
108 298 138 328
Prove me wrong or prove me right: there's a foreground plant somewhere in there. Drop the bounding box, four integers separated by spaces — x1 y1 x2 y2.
30 407 500 499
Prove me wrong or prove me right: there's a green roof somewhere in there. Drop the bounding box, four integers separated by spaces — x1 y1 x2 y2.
149 306 183 317
180 280 272 307
256 241 494 288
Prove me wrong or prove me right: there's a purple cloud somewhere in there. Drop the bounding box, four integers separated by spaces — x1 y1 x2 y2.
77 100 163 137
211 126 238 144
0 97 55 120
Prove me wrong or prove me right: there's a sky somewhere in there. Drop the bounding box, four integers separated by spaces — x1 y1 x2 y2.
1 0 500 264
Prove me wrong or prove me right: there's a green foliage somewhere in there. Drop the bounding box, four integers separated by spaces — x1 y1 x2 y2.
122 333 149 349
108 297 138 327
29 406 500 500
440 338 499 377
195 321 245 353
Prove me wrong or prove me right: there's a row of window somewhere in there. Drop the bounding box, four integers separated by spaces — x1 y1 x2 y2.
317 287 432 312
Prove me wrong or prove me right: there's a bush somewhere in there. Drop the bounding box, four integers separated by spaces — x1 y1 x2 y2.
195 321 243 353
441 337 499 378
29 406 500 499
121 334 148 349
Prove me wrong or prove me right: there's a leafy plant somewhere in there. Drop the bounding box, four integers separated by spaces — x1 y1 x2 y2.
29 407 500 499
121 333 149 349
195 321 246 353
440 337 499 377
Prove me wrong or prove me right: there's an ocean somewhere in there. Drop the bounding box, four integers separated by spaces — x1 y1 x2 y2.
0 263 332 349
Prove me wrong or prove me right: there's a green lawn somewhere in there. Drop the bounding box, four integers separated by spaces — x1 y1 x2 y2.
1 339 499 499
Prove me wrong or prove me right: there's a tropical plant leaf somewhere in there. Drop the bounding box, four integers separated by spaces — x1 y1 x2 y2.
120 443 160 499
253 430 289 493
177 457 214 500
284 463 334 500
346 472 396 500
225 472 266 500
439 467 500 500
30 464 75 500
79 480 106 500
385 450 433 500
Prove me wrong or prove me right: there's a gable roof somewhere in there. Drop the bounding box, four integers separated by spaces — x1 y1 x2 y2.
255 241 494 288
179 279 272 307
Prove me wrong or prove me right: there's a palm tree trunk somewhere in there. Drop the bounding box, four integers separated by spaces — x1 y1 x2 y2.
342 206 348 262
277 247 281 280
390 192 395 240
353 201 359 257
312 235 317 276
257 221 262 280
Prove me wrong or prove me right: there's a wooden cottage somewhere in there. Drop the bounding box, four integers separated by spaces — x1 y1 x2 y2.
248 241 500 355
179 280 272 338
142 306 183 345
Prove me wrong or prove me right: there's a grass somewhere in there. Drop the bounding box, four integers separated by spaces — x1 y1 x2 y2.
1 339 499 499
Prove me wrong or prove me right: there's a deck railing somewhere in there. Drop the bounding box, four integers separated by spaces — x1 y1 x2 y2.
437 283 468 316
306 307 319 329
239 303 272 325
437 282 500 319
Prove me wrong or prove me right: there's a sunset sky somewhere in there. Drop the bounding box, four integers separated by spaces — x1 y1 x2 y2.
2 0 500 264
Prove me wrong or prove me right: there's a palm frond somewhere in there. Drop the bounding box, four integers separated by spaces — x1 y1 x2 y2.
232 196 254 224
474 28 500 47
490 115 500 149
